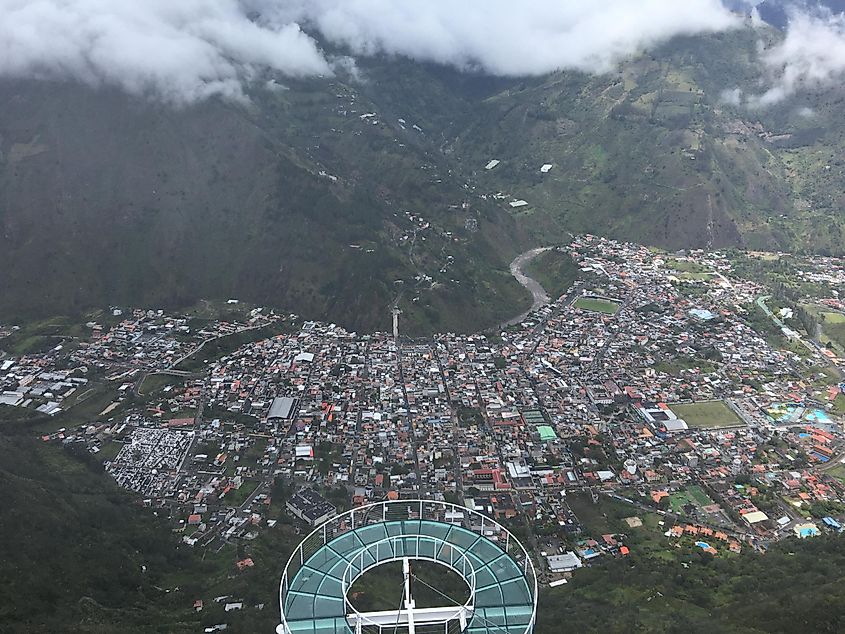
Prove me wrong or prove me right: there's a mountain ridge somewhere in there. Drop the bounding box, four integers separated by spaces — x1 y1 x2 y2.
2 27 845 331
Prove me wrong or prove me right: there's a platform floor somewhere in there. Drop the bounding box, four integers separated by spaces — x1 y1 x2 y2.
283 519 533 634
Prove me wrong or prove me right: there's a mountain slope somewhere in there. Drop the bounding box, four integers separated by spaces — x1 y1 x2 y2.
0 431 198 632
2 26 845 331
0 79 529 334
358 27 845 254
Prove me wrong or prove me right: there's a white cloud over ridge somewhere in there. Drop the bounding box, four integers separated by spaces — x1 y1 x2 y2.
277 0 739 76
0 0 740 104
751 10 845 106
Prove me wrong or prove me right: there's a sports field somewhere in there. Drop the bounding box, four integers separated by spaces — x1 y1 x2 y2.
670 400 743 429
574 297 621 314
670 486 714 513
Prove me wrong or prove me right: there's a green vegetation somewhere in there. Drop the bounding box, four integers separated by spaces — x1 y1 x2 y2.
315 441 343 475
654 356 717 376
524 248 582 300
175 320 294 372
2 431 845 634
0 315 91 356
670 486 714 514
138 373 183 396
0 432 198 632
0 403 46 426
745 302 796 352
688 486 713 507
221 480 259 508
0 73 533 337
457 406 484 428
670 400 744 429
565 494 673 561
0 416 307 633
827 463 845 484
732 256 832 303
666 258 713 281
833 394 845 417
573 297 621 315
537 535 845 633
818 310 845 353
7 28 845 337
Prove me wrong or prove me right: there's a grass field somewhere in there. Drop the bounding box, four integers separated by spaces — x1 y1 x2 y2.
670 400 744 429
822 311 845 324
669 485 714 513
803 305 845 355
827 463 845 484
688 485 713 506
834 394 845 416
574 297 621 315
666 259 713 281
0 316 89 356
654 356 716 376
138 373 183 396
669 491 694 514
221 480 258 507
821 315 845 353
567 492 676 561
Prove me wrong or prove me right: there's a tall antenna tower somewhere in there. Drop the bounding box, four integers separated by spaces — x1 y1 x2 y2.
392 306 401 340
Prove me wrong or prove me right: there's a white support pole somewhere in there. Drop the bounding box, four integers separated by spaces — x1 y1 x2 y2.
403 557 416 634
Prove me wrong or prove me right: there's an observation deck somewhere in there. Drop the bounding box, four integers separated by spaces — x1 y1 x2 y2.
277 500 537 634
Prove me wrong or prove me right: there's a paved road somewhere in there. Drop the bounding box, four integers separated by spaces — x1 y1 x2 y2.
502 247 552 328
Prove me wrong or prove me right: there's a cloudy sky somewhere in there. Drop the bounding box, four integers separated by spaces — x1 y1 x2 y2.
0 0 843 105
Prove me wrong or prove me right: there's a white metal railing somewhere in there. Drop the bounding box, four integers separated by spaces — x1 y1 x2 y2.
276 499 538 634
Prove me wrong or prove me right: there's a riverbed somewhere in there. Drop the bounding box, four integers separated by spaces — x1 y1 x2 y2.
501 247 552 328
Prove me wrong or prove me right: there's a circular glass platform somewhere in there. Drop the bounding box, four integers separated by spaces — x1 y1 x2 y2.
277 500 537 634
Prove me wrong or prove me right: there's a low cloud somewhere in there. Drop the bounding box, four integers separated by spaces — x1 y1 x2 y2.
751 9 845 106
0 0 331 104
720 87 745 105
279 0 739 76
0 0 740 104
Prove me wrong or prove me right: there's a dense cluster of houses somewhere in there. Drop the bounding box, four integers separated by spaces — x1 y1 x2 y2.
20 235 845 583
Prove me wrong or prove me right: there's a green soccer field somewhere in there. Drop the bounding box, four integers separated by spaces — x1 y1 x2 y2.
574 297 621 314
670 401 744 429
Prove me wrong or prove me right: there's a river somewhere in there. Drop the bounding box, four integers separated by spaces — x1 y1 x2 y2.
501 247 552 328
